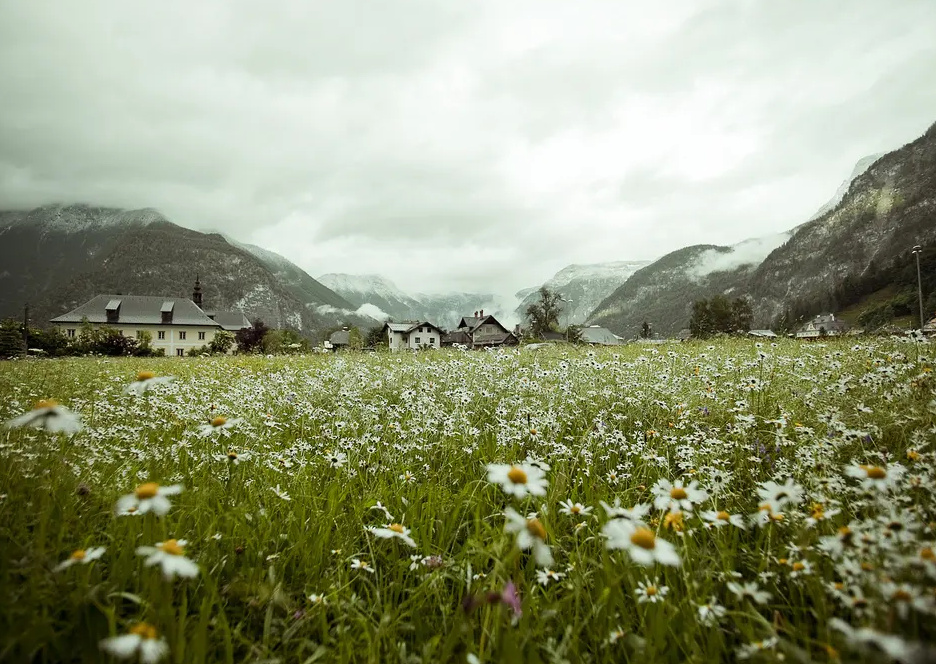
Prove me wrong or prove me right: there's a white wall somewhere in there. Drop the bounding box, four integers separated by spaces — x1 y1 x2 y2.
55 323 222 356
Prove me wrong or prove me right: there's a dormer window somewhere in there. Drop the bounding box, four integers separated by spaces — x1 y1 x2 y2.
160 300 174 324
105 299 121 323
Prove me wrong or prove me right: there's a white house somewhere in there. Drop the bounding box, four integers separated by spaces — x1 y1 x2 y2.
49 280 251 356
383 321 442 351
796 313 848 339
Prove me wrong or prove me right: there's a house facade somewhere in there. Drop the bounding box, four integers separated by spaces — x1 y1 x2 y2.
444 312 518 349
49 280 250 356
383 321 442 351
796 313 848 339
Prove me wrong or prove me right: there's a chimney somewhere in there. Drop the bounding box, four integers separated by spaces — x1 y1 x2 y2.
480 309 484 317
474 311 478 317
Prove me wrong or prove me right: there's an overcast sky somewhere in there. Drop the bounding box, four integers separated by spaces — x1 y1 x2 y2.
1 1 934 296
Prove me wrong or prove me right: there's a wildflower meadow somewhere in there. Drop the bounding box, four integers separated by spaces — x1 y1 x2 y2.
1 339 935 663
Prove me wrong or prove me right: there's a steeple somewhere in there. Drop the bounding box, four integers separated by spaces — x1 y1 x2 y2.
192 275 203 308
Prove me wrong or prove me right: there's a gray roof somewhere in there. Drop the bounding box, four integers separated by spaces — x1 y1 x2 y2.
385 321 441 334
580 326 622 345
205 310 251 331
329 329 351 345
51 294 221 327
748 329 778 338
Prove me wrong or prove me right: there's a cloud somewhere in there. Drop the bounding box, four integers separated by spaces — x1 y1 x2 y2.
0 0 933 299
356 303 390 321
688 232 792 279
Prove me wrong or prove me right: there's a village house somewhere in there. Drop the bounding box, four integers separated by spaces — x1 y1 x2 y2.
748 329 778 339
49 279 250 356
795 313 848 339
383 321 442 351
443 310 519 349
325 327 351 351
924 314 936 336
580 325 623 345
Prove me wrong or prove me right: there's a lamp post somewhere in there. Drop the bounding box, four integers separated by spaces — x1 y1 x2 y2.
912 245 924 330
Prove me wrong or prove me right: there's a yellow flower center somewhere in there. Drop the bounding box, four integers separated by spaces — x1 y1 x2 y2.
892 589 912 602
716 511 731 521
227 452 238 460
859 464 887 479
669 487 688 500
630 527 656 550
860 562 874 571
664 511 684 531
389 523 405 534
159 539 185 556
792 562 805 572
770 513 784 522
921 547 935 562
570 505 581 514
778 558 788 565
70 549 86 561
530 428 537 435
758 503 772 512
907 450 920 461
211 416 227 427
34 399 58 410
134 482 160 499
129 623 159 640
526 518 547 540
506 466 528 484
137 371 156 381
838 526 853 542
834 582 844 591
645 586 658 596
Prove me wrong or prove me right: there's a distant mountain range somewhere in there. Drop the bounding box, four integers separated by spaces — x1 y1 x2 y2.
588 121 936 336
0 205 374 338
4 121 933 341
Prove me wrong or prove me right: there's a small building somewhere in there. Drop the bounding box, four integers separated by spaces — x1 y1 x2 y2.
327 328 351 351
924 315 936 336
675 328 692 342
450 311 519 349
580 325 623 345
748 329 778 339
383 321 442 351
796 313 848 339
205 310 251 332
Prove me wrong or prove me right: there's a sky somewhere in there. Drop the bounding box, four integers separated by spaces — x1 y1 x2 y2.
0 1 934 297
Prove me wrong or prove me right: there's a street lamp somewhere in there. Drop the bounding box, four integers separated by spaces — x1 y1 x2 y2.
912 245 924 330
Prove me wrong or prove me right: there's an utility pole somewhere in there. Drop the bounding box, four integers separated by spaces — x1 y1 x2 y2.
22 304 29 355
912 245 924 330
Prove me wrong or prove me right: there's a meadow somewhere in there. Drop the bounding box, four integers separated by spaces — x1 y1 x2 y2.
0 339 934 663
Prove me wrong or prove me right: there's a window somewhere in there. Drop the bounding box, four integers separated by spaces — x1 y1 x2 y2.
179 331 186 340
66 328 75 338
157 331 165 340
176 349 184 357
429 337 435 345
136 330 144 340
415 337 421 344
198 331 206 340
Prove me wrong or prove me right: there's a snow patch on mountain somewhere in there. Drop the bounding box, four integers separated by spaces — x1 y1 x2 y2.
809 153 885 221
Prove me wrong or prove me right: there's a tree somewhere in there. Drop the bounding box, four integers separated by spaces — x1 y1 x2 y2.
565 324 583 344
640 321 653 339
0 319 23 358
209 330 235 355
365 325 387 349
235 319 270 353
348 327 364 351
261 328 308 354
689 296 753 337
526 287 564 338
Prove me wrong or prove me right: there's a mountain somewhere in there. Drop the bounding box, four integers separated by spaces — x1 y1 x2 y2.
808 153 884 221
0 204 369 338
319 273 505 330
225 238 358 312
588 122 936 336
515 261 650 326
586 237 787 337
748 123 936 324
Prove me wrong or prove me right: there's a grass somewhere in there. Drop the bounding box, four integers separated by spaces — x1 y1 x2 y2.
1 338 935 663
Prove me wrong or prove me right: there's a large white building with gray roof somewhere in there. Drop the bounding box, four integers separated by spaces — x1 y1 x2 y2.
49 279 250 356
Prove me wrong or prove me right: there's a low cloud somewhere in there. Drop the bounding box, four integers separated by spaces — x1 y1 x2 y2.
688 232 791 279
356 303 390 320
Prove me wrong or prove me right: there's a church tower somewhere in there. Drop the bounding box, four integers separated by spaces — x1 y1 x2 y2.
192 275 203 308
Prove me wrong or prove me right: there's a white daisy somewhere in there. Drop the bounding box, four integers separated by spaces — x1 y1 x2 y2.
271 484 292 501
558 500 592 518
727 580 771 605
366 523 417 548
756 478 803 513
350 558 375 573
651 478 708 513
4 399 83 434
135 539 199 580
124 372 174 396
600 499 651 522
115 483 183 517
697 598 726 626
602 520 680 567
196 416 243 437
845 463 905 492
54 546 106 572
486 463 548 499
504 507 553 567
635 579 668 604
535 568 565 586
99 623 169 663
701 510 747 529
